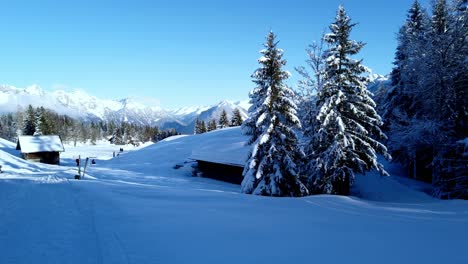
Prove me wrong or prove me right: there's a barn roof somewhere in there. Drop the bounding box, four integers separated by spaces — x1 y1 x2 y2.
190 127 249 167
16 135 65 153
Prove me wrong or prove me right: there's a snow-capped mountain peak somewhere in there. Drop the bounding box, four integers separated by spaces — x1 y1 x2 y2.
24 84 45 96
0 84 249 134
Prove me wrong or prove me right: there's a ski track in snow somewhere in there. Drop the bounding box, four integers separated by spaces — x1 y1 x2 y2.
0 131 467 264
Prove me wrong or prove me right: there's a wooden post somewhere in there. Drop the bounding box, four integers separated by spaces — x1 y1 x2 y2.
78 155 81 176
82 157 89 179
75 155 81 180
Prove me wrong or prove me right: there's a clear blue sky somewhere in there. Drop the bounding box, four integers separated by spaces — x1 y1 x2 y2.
0 0 430 109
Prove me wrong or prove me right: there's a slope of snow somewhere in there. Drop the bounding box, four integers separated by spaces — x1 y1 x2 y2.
0 137 15 149
169 105 211 117
0 128 467 264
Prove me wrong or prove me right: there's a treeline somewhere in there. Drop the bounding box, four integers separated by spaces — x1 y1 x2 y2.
241 6 390 197
379 0 467 199
0 105 179 145
194 108 243 134
240 1 466 199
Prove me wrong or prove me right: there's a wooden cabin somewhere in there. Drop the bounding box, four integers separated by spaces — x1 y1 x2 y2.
189 127 249 184
16 135 65 165
195 160 245 184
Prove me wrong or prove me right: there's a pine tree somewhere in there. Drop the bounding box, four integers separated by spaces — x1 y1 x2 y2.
241 31 307 197
230 108 243 126
90 122 99 145
35 106 55 135
382 0 466 185
403 0 430 116
114 126 124 145
207 118 217 131
194 118 201 134
386 1 430 118
218 109 229 128
33 107 43 136
308 6 390 195
451 0 467 135
194 118 207 134
296 33 327 162
199 120 207 133
430 0 468 197
433 0 448 34
0 113 16 141
381 1 432 179
295 32 326 98
23 105 36 136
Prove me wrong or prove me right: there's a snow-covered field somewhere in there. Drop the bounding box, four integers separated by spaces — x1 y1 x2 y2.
1 128 467 264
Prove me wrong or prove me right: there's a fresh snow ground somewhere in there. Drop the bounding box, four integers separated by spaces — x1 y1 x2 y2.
0 128 467 264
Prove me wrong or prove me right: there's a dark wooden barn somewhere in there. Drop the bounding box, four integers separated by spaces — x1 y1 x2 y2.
195 160 244 184
189 127 250 184
16 135 65 165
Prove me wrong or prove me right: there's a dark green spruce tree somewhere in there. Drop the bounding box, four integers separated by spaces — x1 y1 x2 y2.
218 109 229 128
207 119 217 131
230 108 243 126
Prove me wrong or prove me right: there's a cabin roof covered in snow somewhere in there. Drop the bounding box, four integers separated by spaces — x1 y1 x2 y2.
189 127 250 167
16 135 65 153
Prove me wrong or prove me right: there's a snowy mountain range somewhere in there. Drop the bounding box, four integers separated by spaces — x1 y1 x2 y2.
0 76 387 134
367 74 390 93
0 84 249 134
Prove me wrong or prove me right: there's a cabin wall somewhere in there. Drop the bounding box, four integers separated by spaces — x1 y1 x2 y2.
24 152 60 165
196 160 243 184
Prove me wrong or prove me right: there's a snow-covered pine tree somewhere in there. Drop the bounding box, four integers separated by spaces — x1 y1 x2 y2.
430 0 468 198
295 32 327 174
385 25 410 122
23 105 36 136
207 118 217 131
402 0 430 117
35 106 54 136
307 6 391 195
432 0 448 34
230 108 243 127
194 118 201 134
33 107 44 136
90 122 99 145
241 31 307 197
451 0 467 136
114 126 124 145
433 0 467 132
425 0 453 128
381 1 433 180
241 37 273 145
295 32 326 99
386 0 430 120
218 109 230 128
199 120 207 133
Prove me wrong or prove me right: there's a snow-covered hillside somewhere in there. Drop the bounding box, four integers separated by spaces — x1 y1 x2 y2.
0 128 467 264
0 84 249 133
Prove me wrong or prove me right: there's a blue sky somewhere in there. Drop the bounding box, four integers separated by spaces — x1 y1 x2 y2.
0 0 430 109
